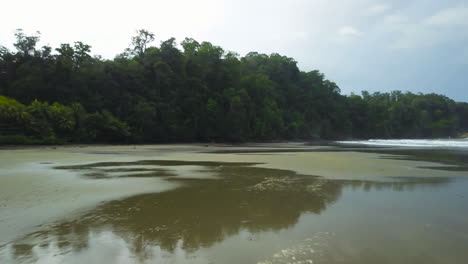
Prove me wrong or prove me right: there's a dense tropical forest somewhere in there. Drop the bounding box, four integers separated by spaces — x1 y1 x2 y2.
0 29 467 144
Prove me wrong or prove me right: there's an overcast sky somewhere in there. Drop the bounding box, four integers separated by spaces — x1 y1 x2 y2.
1 0 467 101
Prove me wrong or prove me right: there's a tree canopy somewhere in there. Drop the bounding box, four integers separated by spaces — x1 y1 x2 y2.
0 29 467 144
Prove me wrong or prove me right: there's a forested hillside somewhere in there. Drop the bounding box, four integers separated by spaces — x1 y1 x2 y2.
1 29 467 144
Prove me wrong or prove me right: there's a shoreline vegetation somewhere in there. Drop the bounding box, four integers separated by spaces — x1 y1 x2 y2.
1 29 467 145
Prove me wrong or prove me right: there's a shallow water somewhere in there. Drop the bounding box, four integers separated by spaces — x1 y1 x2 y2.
0 144 467 263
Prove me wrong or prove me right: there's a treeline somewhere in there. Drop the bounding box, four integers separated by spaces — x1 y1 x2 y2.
0 29 467 144
0 96 129 144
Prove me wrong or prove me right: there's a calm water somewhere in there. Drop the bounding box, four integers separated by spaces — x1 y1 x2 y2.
0 145 467 264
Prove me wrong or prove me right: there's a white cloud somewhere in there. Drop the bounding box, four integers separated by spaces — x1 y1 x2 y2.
373 6 468 50
425 7 468 26
382 14 409 25
291 31 309 40
364 3 391 16
338 26 362 37
0 0 227 58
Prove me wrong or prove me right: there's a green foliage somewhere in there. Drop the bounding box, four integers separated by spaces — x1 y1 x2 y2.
0 96 130 144
1 29 467 144
0 96 32 124
0 135 63 145
125 29 155 58
13 29 41 56
84 111 130 143
347 91 463 138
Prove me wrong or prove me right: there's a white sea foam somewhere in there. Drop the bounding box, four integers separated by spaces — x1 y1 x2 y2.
336 139 468 148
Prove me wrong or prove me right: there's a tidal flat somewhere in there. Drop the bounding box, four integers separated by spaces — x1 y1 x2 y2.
0 144 467 264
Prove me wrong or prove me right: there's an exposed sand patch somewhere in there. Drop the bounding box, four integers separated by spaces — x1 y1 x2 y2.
1 144 466 244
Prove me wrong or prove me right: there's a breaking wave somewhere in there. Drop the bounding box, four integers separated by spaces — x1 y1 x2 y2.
336 139 468 149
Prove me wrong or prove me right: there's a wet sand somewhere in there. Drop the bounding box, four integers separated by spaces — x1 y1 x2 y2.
1 144 467 263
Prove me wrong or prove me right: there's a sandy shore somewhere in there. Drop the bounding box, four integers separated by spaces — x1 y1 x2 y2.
1 144 466 244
